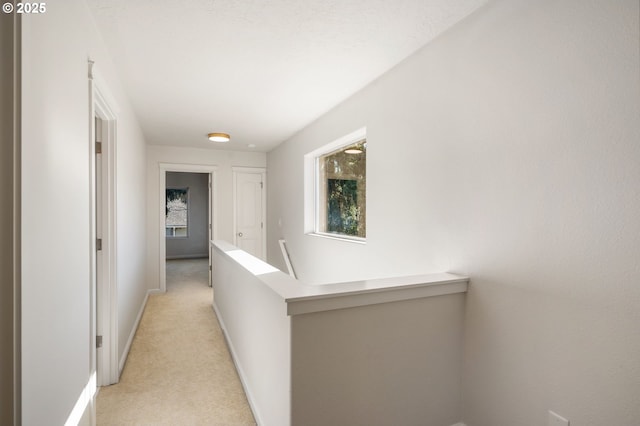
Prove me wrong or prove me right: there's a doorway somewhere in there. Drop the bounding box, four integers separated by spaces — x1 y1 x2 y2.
91 77 118 387
232 167 267 260
159 164 218 293
165 172 210 288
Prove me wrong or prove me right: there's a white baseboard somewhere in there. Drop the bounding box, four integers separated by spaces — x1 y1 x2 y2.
64 372 96 426
211 302 264 426
119 289 160 374
451 423 467 426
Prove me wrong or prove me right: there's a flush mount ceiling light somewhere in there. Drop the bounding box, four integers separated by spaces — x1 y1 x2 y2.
208 132 230 143
344 148 363 154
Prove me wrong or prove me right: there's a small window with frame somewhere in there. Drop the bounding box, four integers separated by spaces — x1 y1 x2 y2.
305 128 366 242
165 187 189 238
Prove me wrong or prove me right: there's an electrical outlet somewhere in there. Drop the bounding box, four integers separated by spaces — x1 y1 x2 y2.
548 410 569 426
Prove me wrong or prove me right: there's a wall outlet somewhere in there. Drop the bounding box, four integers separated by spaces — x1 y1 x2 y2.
548 410 569 426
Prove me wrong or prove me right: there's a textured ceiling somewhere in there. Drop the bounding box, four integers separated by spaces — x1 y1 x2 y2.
86 0 487 152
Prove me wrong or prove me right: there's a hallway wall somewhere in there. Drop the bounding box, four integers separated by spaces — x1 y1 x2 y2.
267 0 640 425
146 146 266 290
20 0 148 424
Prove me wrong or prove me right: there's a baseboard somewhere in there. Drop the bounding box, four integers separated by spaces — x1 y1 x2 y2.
211 302 264 426
64 372 96 426
451 423 467 426
166 253 208 260
119 289 160 374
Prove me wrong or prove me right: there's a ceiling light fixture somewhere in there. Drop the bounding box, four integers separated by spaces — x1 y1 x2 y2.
208 132 230 143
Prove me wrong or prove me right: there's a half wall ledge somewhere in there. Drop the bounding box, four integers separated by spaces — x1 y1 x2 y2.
211 239 469 426
212 239 469 315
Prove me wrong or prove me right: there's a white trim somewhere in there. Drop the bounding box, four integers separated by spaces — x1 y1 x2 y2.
306 231 366 245
303 127 366 238
212 240 469 316
159 163 219 292
89 60 119 387
231 166 266 173
450 423 467 426
87 62 120 115
64 372 96 426
5 14 21 424
305 127 367 158
162 163 220 173
211 303 264 426
232 173 237 247
87 64 98 421
303 153 316 234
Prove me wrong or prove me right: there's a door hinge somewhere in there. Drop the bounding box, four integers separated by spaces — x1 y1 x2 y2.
209 265 212 271
96 238 102 251
260 181 263 189
95 141 102 154
96 335 103 348
261 222 263 229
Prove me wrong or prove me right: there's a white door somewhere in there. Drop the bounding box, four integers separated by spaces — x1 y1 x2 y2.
234 170 265 259
208 173 213 286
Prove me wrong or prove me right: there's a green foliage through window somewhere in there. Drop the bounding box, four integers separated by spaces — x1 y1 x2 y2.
317 139 366 238
327 179 359 235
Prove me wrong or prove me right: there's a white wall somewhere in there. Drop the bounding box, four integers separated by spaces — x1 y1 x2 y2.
21 0 148 424
146 146 266 289
267 0 640 425
291 293 465 426
212 242 291 426
165 172 209 258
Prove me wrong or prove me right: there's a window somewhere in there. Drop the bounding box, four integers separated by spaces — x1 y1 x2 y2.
166 188 189 238
305 128 366 242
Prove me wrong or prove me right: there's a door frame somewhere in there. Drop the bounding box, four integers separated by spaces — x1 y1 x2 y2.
89 61 119 387
1 11 21 425
159 163 218 292
232 167 267 260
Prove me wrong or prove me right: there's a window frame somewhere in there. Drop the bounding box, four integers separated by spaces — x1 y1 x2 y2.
165 186 190 239
304 127 367 244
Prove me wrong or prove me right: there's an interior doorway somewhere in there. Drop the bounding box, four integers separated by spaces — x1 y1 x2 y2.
159 164 218 293
165 172 210 288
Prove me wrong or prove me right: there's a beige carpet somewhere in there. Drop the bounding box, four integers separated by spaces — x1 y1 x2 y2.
96 258 256 425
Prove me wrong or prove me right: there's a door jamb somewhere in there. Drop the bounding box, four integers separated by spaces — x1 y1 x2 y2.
159 163 219 292
89 61 119 387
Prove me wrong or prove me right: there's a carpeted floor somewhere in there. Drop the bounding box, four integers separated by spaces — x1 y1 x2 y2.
96 258 256 425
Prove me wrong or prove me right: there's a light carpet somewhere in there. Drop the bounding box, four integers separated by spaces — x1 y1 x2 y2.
96 258 256 425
